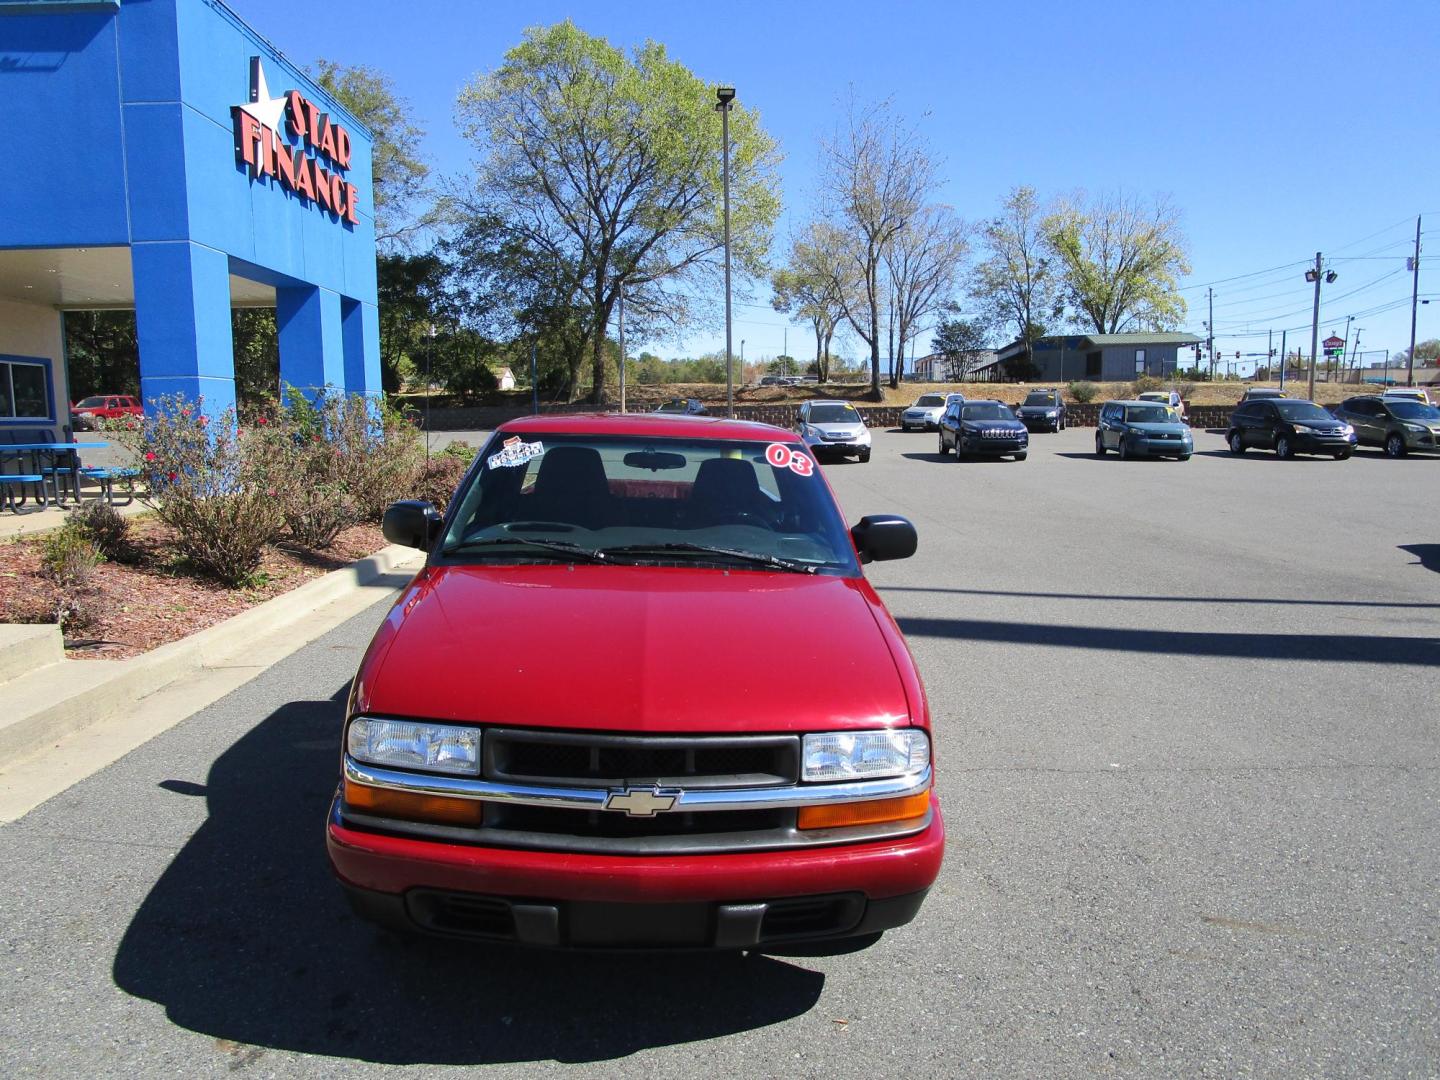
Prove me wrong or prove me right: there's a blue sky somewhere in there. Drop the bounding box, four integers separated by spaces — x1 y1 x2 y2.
232 0 1440 372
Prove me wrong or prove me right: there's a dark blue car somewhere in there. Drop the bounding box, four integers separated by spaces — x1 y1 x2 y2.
937 399 1029 461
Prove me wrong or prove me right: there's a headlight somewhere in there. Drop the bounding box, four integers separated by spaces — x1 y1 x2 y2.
856 429 871 444
1404 422 1426 432
802 729 929 782
1045 409 1058 417
347 717 482 776
1292 424 1314 434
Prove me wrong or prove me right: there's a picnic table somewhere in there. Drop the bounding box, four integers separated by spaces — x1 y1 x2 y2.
0 441 120 511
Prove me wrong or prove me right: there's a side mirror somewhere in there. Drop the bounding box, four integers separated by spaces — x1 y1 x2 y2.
382 500 443 551
851 514 917 564
794 411 804 425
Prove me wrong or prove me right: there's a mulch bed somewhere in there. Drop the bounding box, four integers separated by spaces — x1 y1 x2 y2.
0 516 389 660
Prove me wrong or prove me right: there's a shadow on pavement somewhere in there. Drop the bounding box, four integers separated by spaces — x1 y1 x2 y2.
112 687 824 1065
879 585 1440 611
896 616 1440 667
1400 544 1440 575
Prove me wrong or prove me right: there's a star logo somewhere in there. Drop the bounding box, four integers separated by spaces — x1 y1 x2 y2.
237 57 287 134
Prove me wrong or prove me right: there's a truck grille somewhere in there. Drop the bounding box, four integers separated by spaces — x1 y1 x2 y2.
484 729 799 789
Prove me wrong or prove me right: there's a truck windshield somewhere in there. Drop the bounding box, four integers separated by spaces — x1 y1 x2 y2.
440 433 861 576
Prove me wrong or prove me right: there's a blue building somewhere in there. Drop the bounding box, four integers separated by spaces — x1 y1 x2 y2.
0 0 380 435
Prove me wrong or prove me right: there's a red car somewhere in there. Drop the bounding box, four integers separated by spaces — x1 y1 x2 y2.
71 394 142 429
328 413 943 950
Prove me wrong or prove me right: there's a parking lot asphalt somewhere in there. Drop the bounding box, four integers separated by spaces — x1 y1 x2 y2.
1 424 1436 1077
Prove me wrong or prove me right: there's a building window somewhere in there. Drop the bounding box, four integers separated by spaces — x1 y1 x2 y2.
1134 349 1147 374
0 357 53 423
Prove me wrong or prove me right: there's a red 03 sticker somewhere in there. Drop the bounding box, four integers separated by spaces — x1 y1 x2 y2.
765 442 814 476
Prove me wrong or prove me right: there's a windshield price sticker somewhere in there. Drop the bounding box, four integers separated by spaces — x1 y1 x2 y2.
765 442 814 476
488 437 545 470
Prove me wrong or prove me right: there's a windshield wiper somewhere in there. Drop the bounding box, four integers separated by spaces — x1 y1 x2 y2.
441 536 610 563
600 542 817 574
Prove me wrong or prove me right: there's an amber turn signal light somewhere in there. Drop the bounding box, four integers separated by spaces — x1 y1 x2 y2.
797 790 930 830
344 778 484 827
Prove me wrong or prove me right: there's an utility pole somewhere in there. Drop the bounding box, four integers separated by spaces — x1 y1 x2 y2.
617 286 626 413
1350 328 1362 385
1308 251 1322 401
1408 215 1421 387
1207 288 1214 380
1268 328 1273 381
530 339 538 415
1279 329 1287 391
1340 313 1353 386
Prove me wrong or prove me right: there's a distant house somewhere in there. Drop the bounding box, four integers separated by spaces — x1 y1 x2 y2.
494 366 516 390
995 333 1202 382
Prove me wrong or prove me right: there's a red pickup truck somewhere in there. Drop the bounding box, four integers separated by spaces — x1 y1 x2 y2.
328 413 943 950
71 394 142 429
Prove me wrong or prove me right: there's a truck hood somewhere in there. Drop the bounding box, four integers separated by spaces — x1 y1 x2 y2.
360 564 912 734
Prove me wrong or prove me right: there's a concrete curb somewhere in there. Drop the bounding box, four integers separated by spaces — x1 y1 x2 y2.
0 544 421 770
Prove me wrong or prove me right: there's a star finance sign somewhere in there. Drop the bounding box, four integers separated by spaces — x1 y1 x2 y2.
231 58 360 226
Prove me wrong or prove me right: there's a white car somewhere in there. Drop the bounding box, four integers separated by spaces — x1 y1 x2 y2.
901 393 950 432
796 400 871 462
1381 387 1433 406
1136 390 1187 420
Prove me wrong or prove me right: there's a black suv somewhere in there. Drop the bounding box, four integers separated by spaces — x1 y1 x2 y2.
1226 399 1356 460
1014 389 1066 432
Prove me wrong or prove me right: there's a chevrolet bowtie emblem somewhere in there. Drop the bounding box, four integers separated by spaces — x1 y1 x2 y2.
604 786 681 817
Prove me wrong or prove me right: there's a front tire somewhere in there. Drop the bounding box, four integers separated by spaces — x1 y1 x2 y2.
1095 434 1106 456
1385 433 1407 458
1178 454 1191 461
859 450 871 463
1275 435 1293 459
1228 431 1246 455
1119 440 1130 460
1013 452 1028 461
1335 451 1352 460
937 433 948 456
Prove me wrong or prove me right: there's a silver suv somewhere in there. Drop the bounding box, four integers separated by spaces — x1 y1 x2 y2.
796 400 872 462
901 393 949 432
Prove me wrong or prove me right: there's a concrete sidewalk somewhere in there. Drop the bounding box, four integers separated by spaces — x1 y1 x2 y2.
0 493 149 540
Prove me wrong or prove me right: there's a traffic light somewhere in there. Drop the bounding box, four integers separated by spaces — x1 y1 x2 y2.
1235 351 1240 359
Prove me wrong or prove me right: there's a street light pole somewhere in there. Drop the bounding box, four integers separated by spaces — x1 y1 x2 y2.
1307 252 1323 401
716 86 736 419
1408 215 1421 387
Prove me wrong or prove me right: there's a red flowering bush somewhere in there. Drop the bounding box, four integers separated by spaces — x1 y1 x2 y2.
112 394 284 586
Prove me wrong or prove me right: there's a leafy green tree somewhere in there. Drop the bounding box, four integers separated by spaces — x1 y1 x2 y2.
1043 190 1190 333
1395 339 1440 366
377 253 452 394
772 224 846 382
768 355 799 376
232 308 278 405
456 21 781 403
62 311 139 401
970 186 1059 371
930 307 992 380
313 60 431 249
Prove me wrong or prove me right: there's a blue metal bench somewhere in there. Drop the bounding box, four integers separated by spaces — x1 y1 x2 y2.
0 473 48 512
79 466 139 506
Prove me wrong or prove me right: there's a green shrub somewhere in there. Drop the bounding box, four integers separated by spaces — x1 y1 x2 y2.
67 501 130 559
41 523 103 632
1132 374 1164 394
1067 380 1099 404
113 394 284 586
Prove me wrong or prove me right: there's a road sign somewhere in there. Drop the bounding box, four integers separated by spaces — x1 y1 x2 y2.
1323 334 1345 357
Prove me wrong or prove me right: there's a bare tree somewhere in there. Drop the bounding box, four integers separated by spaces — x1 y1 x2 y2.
1044 189 1190 334
820 98 935 399
970 186 1059 371
771 224 846 382
883 204 970 388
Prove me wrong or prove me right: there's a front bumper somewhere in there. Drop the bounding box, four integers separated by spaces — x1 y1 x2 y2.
1291 432 1357 454
1017 413 1060 431
901 413 940 430
807 439 869 457
959 433 1028 454
1401 428 1440 451
1126 435 1193 457
328 799 944 947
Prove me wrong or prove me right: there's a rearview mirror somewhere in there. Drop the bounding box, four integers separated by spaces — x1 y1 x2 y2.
382 500 443 551
851 514 917 564
623 450 686 471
